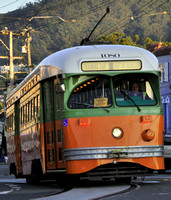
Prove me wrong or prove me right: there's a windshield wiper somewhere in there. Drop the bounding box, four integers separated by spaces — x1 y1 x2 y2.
72 102 110 113
120 89 141 112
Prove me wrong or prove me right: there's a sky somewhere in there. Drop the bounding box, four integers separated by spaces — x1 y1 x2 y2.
0 0 39 14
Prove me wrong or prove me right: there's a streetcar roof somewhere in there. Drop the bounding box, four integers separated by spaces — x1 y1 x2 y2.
38 44 159 73
6 45 158 102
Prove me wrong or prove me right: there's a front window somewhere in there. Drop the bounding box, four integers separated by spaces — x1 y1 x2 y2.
113 74 157 106
67 74 157 109
68 76 112 109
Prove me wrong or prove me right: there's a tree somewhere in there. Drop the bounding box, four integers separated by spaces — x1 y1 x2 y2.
0 0 170 65
0 102 3 111
98 32 139 46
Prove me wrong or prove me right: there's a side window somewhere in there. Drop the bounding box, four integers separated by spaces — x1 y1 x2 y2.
7 116 9 132
24 105 26 124
26 103 29 123
30 100 32 120
6 113 14 132
37 95 40 116
68 77 112 109
33 97 35 119
20 107 23 126
34 96 37 117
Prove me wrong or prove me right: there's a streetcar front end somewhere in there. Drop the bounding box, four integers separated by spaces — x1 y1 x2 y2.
61 45 164 178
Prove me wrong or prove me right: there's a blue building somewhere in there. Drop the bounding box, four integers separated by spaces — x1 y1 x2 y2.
154 46 171 135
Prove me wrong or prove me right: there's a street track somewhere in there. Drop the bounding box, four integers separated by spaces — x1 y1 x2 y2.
96 183 139 200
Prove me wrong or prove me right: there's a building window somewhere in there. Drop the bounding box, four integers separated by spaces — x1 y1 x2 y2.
159 62 169 82
162 96 170 134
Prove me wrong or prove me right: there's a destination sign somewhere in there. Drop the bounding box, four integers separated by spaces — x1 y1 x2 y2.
82 60 141 71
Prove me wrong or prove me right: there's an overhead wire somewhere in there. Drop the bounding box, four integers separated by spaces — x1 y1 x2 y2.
0 0 170 30
26 0 115 37
0 0 19 10
89 0 158 40
0 0 49 28
115 0 157 27
35 0 87 15
100 0 170 38
24 0 49 28
0 0 122 29
69 0 113 20
13 0 114 36
119 0 170 29
21 0 170 49
27 0 113 24
131 0 156 16
0 0 170 56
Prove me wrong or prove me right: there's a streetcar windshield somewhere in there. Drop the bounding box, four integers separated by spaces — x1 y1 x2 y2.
113 74 157 106
68 74 157 109
68 76 112 109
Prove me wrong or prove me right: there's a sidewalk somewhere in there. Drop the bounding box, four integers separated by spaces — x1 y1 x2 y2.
0 163 10 179
0 164 130 200
35 184 130 200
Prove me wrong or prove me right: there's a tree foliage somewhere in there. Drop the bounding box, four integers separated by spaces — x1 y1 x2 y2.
0 102 3 111
0 0 170 65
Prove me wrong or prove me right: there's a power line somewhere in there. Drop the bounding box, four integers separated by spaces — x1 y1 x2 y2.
20 1 114 35
100 0 170 38
24 0 49 28
0 0 170 55
0 0 119 28
101 1 158 36
122 0 170 28
21 0 170 46
115 0 157 26
0 1 112 34
132 0 157 16
36 0 85 15
0 0 19 10
33 0 113 21
0 0 50 30
30 31 48 56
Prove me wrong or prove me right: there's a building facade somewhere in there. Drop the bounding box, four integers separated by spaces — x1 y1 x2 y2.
154 46 171 135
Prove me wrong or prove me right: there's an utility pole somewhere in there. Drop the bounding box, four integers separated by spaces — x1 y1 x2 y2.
9 31 14 91
26 29 32 69
0 28 24 92
22 27 32 71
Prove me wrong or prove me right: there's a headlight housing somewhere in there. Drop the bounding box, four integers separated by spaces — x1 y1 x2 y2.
112 127 123 139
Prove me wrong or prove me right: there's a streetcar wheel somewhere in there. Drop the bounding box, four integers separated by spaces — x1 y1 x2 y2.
115 177 132 183
56 174 80 187
26 173 40 184
26 176 32 184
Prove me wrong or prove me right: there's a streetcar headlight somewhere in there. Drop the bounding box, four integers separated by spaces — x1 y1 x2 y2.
112 127 123 138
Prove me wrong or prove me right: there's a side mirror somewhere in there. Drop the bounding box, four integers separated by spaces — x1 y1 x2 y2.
56 83 65 93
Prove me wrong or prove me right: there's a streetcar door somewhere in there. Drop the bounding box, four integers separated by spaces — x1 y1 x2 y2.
43 80 57 170
15 100 22 174
54 78 65 168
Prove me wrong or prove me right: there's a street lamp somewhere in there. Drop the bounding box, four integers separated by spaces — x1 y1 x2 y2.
28 15 77 23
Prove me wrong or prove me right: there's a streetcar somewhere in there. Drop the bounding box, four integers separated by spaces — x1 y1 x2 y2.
5 44 164 183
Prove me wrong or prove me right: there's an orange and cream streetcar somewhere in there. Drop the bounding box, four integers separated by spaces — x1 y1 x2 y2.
6 44 164 183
